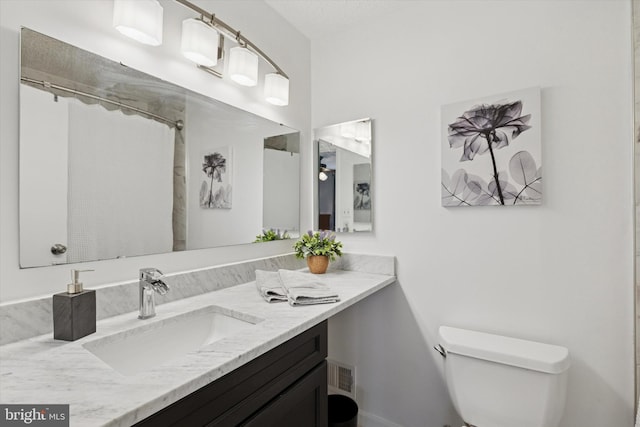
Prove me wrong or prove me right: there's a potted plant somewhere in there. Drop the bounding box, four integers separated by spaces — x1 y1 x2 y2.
254 228 290 243
293 230 343 274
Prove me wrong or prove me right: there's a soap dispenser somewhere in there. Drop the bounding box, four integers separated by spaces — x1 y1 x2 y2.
53 269 96 341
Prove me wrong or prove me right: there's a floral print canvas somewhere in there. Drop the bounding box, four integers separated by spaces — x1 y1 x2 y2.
353 163 371 223
441 87 541 207
200 146 232 209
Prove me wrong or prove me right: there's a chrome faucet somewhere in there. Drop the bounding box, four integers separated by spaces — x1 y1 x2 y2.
138 268 169 319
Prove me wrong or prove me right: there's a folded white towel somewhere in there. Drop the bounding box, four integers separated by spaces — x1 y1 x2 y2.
278 269 340 306
255 270 287 303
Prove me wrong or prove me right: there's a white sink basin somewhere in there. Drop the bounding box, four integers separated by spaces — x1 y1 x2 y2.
83 306 261 376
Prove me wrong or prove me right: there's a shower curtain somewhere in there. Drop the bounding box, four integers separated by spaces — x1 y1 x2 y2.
67 100 175 263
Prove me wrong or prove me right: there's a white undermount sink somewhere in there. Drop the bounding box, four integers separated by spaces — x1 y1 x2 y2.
83 305 262 376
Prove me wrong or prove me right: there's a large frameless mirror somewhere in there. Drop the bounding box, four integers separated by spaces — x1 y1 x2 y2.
19 27 300 268
315 118 372 233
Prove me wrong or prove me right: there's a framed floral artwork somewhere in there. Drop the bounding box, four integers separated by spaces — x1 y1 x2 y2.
353 163 371 223
200 146 232 209
441 87 541 207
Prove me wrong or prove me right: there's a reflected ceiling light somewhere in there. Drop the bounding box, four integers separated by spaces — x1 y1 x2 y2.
341 123 355 139
264 73 289 106
113 0 163 46
355 121 371 142
319 161 330 181
229 46 258 86
181 18 219 67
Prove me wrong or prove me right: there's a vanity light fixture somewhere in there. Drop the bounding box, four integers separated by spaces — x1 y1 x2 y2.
181 18 220 67
114 0 290 106
228 46 259 86
113 0 163 46
175 0 289 106
264 73 290 106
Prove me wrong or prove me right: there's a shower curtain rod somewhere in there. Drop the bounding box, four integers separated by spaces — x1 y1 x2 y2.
21 77 184 130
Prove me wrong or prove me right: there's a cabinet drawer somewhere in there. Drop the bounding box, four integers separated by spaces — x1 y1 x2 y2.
136 320 328 427
240 361 328 427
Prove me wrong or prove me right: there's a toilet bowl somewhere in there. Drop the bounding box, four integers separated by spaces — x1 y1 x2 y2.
437 326 570 427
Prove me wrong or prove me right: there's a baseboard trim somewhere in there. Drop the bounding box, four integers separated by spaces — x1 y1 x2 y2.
359 410 404 427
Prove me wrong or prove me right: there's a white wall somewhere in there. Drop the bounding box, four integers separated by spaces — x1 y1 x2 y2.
0 0 311 302
316 1 634 426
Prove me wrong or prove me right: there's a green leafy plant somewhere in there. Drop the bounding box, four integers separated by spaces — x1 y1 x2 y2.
254 228 290 243
293 230 343 261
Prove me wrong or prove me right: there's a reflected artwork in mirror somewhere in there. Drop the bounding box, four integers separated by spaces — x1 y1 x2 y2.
19 28 299 268
315 118 372 233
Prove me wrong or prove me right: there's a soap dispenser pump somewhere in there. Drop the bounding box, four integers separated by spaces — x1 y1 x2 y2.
53 269 96 341
67 269 86 294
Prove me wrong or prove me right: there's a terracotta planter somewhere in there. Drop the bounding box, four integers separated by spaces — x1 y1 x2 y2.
307 255 329 274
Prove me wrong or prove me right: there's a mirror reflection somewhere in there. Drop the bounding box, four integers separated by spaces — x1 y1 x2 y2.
316 118 372 233
19 28 299 268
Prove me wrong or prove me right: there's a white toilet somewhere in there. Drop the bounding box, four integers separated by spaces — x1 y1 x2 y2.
437 326 570 427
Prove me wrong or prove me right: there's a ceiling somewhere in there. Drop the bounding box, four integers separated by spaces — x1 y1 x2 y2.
264 0 409 41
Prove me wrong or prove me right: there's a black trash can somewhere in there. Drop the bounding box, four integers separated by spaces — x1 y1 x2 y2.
328 394 358 427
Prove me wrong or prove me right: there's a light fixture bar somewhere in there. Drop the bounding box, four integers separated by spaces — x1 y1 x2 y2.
197 64 223 78
174 0 288 79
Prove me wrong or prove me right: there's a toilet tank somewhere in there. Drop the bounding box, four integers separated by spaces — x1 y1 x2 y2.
439 326 570 427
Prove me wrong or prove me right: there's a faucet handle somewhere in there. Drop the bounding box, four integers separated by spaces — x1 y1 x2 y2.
140 267 164 281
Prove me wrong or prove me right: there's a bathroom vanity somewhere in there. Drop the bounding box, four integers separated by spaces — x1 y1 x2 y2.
0 254 395 426
136 321 328 426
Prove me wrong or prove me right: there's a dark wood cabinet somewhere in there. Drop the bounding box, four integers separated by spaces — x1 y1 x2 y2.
135 320 328 427
241 361 327 427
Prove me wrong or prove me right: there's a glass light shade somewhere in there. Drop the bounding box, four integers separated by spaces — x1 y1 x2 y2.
181 19 219 67
264 73 289 106
228 46 258 86
113 0 163 46
319 171 329 181
341 123 355 139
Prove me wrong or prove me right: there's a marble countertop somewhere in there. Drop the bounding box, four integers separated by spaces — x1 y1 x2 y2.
0 268 395 426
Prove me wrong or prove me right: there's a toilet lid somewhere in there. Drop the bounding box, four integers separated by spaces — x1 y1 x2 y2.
439 326 570 374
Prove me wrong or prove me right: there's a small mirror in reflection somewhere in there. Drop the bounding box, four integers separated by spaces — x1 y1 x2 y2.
315 118 372 233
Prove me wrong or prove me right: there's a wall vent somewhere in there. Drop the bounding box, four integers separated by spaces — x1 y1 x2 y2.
327 359 355 398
